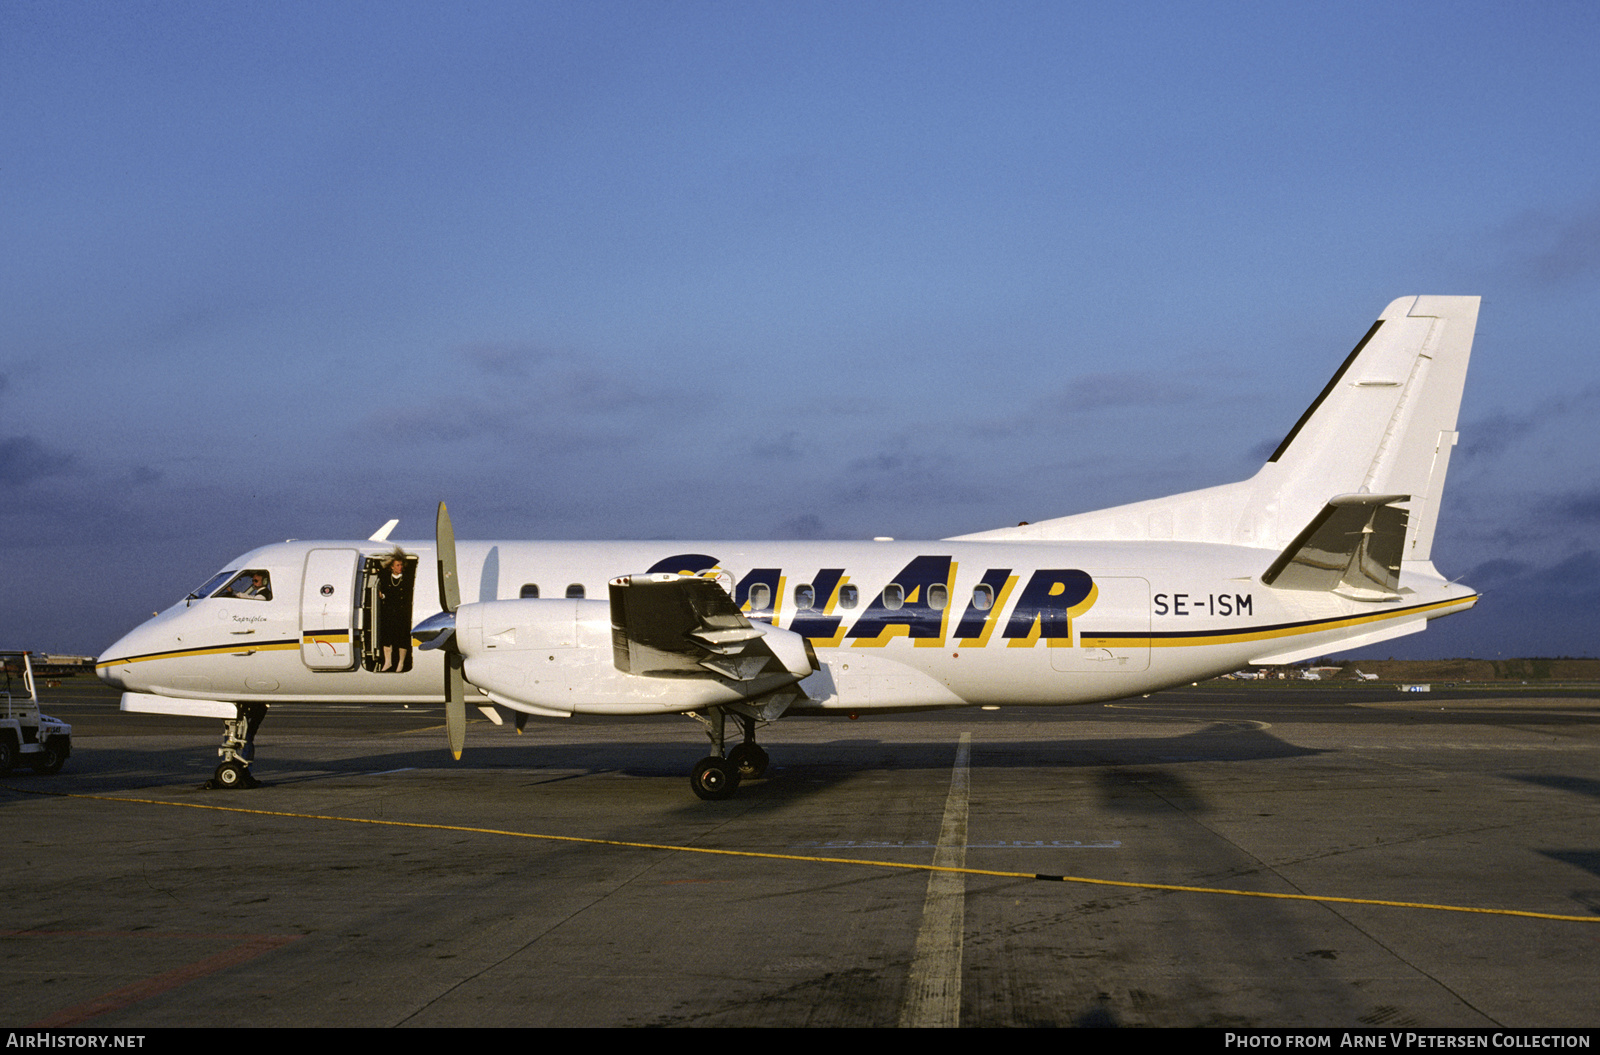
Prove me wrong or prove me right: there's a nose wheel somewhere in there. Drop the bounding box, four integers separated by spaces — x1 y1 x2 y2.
206 703 266 789
211 759 260 789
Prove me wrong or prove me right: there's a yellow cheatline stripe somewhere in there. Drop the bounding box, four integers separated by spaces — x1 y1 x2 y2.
1082 595 1477 651
14 787 1597 925
95 641 301 668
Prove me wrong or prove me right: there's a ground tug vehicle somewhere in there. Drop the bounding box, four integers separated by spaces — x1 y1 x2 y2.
0 651 72 776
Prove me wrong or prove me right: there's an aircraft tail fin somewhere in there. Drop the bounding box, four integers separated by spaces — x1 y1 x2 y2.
949 295 1481 561
1254 295 1478 562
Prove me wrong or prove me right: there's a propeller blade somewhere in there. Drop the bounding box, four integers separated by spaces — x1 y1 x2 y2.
514 711 527 734
437 501 465 760
446 652 466 761
436 501 460 614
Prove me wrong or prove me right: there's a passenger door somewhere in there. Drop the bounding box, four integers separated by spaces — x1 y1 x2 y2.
300 548 360 670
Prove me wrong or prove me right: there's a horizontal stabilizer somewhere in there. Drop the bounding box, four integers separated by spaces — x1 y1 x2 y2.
1261 493 1409 600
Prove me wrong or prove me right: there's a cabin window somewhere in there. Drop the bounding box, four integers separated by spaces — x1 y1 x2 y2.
794 584 815 610
520 584 540 599
882 583 904 610
839 584 859 609
565 584 585 599
972 584 994 610
927 583 948 610
221 570 273 601
748 584 771 610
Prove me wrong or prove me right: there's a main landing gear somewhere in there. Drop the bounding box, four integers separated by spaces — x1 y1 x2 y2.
688 708 770 800
207 703 266 789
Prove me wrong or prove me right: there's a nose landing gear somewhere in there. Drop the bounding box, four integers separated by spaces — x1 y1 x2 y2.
207 703 266 789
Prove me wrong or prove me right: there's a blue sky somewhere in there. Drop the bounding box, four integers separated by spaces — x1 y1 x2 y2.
3 0 1598 659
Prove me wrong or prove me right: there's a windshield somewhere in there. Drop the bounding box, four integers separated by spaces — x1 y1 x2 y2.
185 569 238 602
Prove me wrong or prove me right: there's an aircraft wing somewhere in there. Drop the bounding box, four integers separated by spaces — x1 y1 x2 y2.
608 573 818 682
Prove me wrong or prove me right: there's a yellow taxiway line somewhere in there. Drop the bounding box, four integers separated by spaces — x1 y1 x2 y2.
14 786 1599 925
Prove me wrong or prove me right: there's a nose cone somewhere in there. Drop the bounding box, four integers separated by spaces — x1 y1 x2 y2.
97 622 155 692
97 663 124 691
97 640 131 691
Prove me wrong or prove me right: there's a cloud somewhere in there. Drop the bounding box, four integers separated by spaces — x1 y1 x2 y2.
1550 488 1600 526
0 435 77 486
774 512 826 539
1448 550 1600 658
1041 370 1205 414
365 393 525 443
363 342 685 449
1495 198 1600 287
1463 557 1529 586
751 430 804 460
1461 410 1540 460
1459 383 1600 460
964 366 1236 444
460 343 547 378
457 341 657 411
835 447 986 507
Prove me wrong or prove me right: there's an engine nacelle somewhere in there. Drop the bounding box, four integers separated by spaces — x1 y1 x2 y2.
453 599 815 716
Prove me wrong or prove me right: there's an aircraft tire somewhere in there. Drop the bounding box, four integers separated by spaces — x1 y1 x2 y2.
0 735 15 777
727 742 769 780
690 756 740 801
29 738 66 776
213 761 247 789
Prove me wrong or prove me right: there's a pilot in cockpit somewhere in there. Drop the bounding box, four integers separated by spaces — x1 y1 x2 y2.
226 571 272 601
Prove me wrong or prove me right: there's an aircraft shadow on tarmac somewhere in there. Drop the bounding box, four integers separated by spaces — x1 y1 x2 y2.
1129 689 1600 727
1504 775 1600 893
0 719 1319 817
1509 772 1600 803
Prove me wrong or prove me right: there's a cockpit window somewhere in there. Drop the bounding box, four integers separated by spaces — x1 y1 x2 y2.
186 569 238 602
220 570 273 601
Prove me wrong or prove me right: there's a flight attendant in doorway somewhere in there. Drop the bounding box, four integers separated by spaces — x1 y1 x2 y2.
378 552 414 672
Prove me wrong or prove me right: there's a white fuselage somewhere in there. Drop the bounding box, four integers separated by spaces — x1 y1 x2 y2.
97 537 1477 716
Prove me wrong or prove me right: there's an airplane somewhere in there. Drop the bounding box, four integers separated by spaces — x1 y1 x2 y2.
97 295 1482 798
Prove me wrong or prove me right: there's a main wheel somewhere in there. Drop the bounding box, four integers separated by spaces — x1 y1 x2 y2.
213 760 247 789
689 756 741 800
29 738 66 776
727 742 769 780
0 735 15 777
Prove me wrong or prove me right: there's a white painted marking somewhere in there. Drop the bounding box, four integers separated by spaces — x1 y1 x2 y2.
898 731 970 1029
